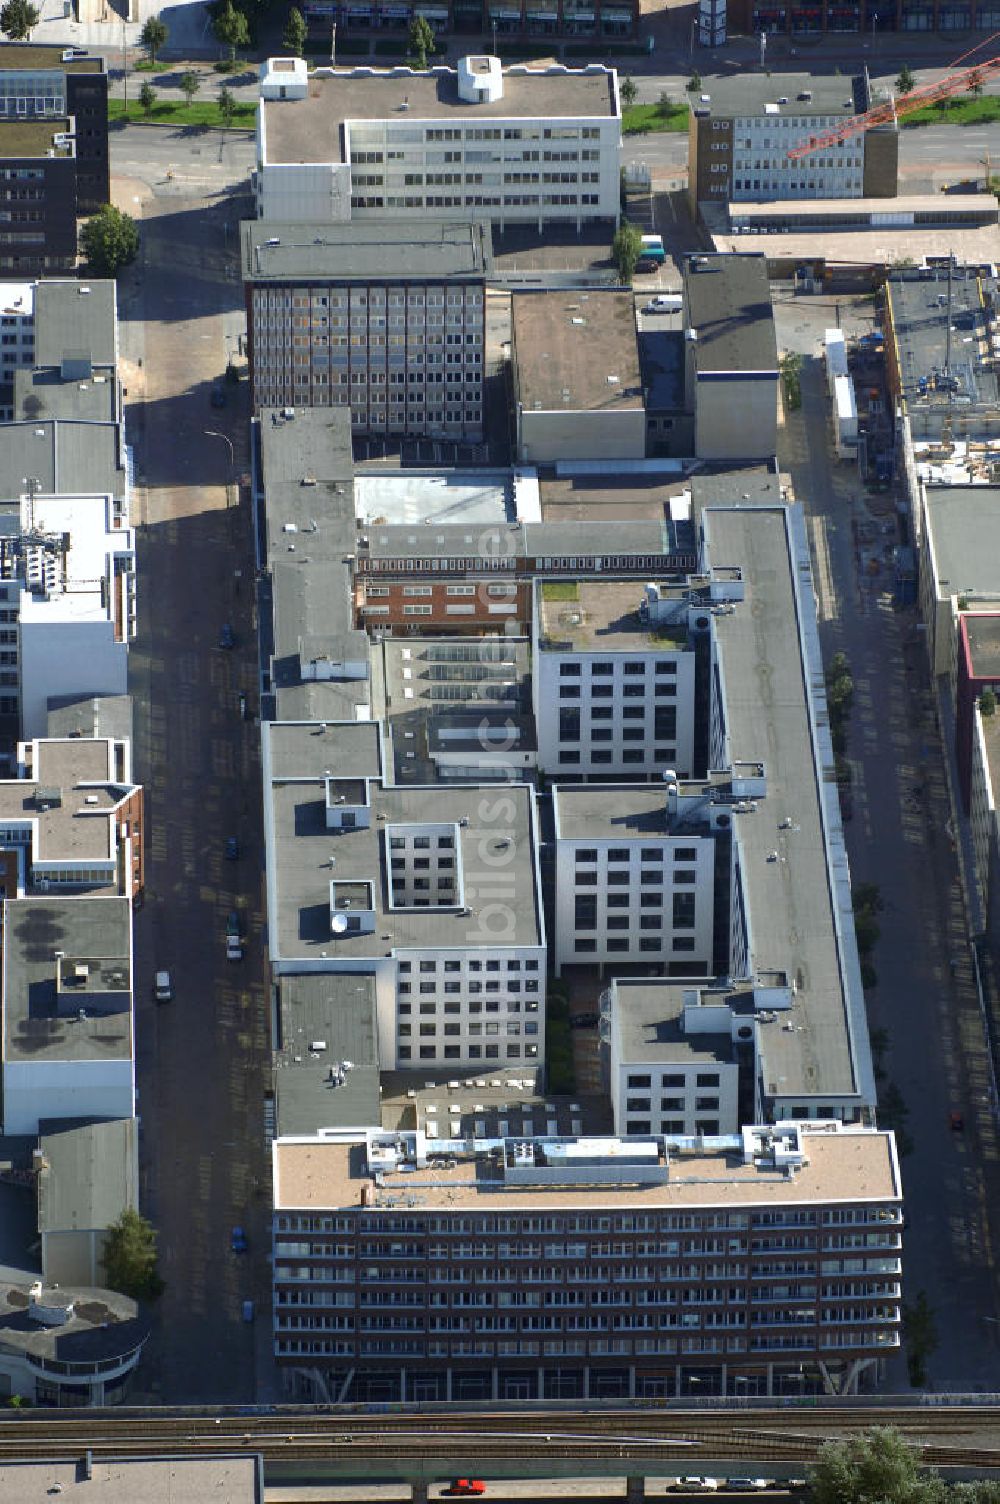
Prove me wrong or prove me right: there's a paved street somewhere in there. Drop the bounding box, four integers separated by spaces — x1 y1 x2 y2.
113 134 271 1401
776 305 1000 1389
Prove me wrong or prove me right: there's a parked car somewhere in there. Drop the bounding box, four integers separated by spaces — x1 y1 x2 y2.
227 934 243 962
153 970 173 1003
241 1299 255 1322
728 1482 772 1493
443 1485 486 1498
671 1482 719 1494
644 294 682 314
219 622 235 650
231 1226 248 1253
210 384 226 409
225 836 239 861
949 1110 965 1132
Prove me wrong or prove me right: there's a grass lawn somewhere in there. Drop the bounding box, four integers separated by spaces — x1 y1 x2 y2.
109 98 256 128
134 60 170 72
541 581 580 602
622 101 688 135
903 93 1000 127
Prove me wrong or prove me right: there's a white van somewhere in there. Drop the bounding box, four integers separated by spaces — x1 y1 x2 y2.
154 971 173 1003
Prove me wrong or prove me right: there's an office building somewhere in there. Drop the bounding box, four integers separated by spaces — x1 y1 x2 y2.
687 74 896 209
511 291 646 463
302 0 639 45
272 1118 902 1401
0 277 118 422
727 0 988 38
533 579 697 779
0 120 77 275
0 43 109 211
916 485 1000 678
255 55 622 229
2 895 134 1135
603 977 741 1138
242 221 488 437
261 719 547 1068
683 254 779 461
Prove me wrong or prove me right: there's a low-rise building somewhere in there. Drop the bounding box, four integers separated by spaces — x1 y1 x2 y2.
917 485 1000 679
532 577 697 779
242 221 489 438
255 55 622 230
37 1117 138 1288
0 120 77 276
511 291 645 463
262 719 547 1069
2 895 134 1136
272 1119 902 1401
683 253 778 462
301 0 639 47
0 43 109 212
687 73 896 209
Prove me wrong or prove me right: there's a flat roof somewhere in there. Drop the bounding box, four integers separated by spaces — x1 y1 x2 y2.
965 613 1000 678
242 220 490 282
554 781 676 841
274 1123 900 1210
684 255 778 376
0 419 125 502
274 973 381 1136
886 265 999 414
379 1070 612 1139
706 506 870 1103
613 980 735 1066
33 280 117 370
513 291 642 413
3 897 132 1064
538 577 689 649
262 64 617 167
730 193 998 223
264 722 543 961
0 119 72 157
0 1281 146 1366
46 693 132 743
0 1460 259 1504
0 738 134 868
265 718 382 782
924 486 1000 600
694 72 867 120
0 43 103 73
711 223 1000 271
37 1117 137 1234
355 470 513 528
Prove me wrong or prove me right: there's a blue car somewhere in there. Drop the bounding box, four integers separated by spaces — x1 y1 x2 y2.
219 623 235 650
231 1226 248 1254
225 836 239 861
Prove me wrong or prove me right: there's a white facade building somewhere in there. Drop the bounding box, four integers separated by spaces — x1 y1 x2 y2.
255 56 622 230
533 578 696 778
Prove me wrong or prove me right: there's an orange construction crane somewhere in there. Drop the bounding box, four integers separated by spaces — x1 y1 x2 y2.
787 45 1000 159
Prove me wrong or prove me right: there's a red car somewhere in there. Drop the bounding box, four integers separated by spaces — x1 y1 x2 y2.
444 1484 486 1498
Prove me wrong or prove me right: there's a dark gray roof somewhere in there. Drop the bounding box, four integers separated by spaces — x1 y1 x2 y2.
0 419 126 501
923 485 1000 600
274 974 381 1136
684 255 778 377
0 1281 147 1364
694 72 868 120
886 265 1000 417
15 367 118 424
3 897 132 1064
242 221 490 283
37 1117 137 1233
32 280 117 371
640 329 686 414
612 977 738 1065
689 466 781 512
46 693 133 743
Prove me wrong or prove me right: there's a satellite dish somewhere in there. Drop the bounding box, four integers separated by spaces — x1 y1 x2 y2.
330 913 349 934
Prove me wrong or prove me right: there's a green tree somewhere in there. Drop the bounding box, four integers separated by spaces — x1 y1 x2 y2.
969 67 985 97
0 0 40 38
139 13 168 61
810 1427 945 1504
982 687 997 717
282 3 307 52
101 1208 164 1302
80 205 139 278
895 63 915 95
656 89 676 118
903 1291 939 1388
212 0 249 65
619 74 637 109
139 80 157 117
218 84 237 127
686 69 702 92
408 12 435 68
180 69 200 104
611 219 643 284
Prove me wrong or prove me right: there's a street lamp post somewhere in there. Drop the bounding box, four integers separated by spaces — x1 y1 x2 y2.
204 428 235 507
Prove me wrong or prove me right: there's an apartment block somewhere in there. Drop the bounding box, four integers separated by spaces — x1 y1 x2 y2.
683 253 779 462
0 43 109 212
687 74 896 209
272 1119 902 1401
255 55 621 229
512 291 646 463
604 978 740 1138
532 578 697 779
242 221 488 437
262 719 546 1069
0 120 77 275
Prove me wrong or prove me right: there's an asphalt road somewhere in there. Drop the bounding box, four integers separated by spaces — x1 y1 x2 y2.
775 301 1000 1391
114 129 271 1402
